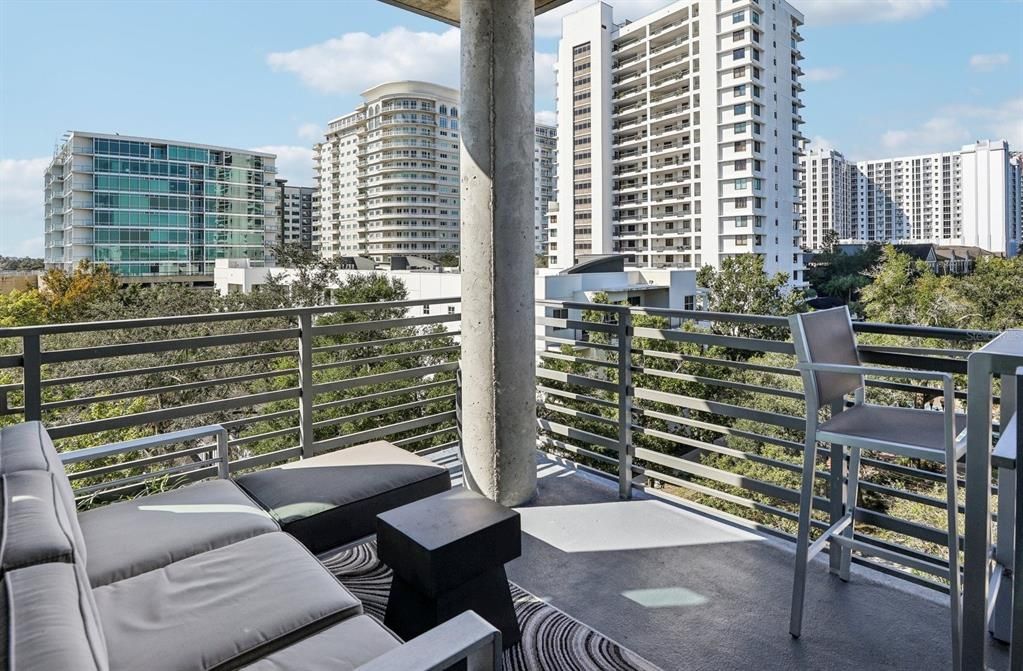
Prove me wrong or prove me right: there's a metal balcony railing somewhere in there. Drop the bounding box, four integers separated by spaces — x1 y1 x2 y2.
0 298 461 501
534 299 1004 593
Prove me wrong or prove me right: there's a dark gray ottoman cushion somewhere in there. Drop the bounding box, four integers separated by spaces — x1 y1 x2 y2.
93 532 362 671
236 441 450 554
79 478 279 586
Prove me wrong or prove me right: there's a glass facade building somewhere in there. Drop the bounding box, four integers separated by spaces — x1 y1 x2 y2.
44 132 276 279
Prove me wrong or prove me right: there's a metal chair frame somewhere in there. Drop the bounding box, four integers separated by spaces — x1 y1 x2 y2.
788 308 965 670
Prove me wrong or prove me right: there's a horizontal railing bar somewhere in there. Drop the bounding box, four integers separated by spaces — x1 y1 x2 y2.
313 313 460 337
41 368 299 411
859 344 972 359
392 426 457 448
66 444 213 482
632 325 794 354
41 328 300 364
41 349 299 388
635 446 828 509
312 362 458 396
852 320 996 342
635 385 805 430
535 368 619 394
540 401 618 427
229 446 303 472
636 406 804 452
539 335 619 353
859 349 966 375
74 459 219 496
638 348 800 376
313 330 461 356
536 316 620 335
313 411 456 453
414 439 460 456
312 346 460 373
537 418 620 452
229 426 300 448
313 394 456 431
221 408 299 430
46 388 299 439
538 436 619 466
537 385 618 409
0 296 461 337
538 350 619 369
634 365 805 400
0 354 23 368
312 380 453 414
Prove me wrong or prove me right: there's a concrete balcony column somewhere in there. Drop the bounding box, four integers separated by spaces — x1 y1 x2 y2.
459 0 537 506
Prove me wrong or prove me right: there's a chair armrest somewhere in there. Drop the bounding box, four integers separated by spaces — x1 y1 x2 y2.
797 362 953 384
59 424 231 479
356 611 502 671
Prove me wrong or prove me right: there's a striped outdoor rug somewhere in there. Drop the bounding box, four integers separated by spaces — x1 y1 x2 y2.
321 541 662 671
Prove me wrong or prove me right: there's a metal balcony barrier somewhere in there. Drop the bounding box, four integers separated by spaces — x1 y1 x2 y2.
0 297 461 500
535 299 1000 592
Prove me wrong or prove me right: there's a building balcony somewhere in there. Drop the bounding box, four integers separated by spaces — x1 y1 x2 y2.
1 287 1018 671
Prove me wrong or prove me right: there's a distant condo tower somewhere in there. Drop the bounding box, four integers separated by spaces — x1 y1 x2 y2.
312 81 462 262
549 0 807 285
43 132 277 281
801 140 1021 256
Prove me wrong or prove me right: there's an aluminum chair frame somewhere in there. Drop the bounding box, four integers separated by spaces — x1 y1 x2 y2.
788 307 964 670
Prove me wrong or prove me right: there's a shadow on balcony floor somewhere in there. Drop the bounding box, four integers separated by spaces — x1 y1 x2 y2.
430 448 1008 671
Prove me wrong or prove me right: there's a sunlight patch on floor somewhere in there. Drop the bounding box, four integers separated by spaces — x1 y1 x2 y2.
516 499 762 553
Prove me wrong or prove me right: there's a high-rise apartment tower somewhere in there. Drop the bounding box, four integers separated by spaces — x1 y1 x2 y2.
549 0 806 285
43 132 276 280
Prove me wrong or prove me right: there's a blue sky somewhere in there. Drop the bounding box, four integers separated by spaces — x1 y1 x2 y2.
1 0 1021 257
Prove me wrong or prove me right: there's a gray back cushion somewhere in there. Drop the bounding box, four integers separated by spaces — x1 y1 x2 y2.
0 471 77 571
0 422 87 564
0 423 56 474
794 307 863 407
2 562 109 670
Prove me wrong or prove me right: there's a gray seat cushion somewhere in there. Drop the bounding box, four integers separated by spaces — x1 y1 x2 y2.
819 404 967 458
2 561 109 671
241 615 401 671
79 478 279 586
236 441 451 554
93 532 362 671
0 471 79 571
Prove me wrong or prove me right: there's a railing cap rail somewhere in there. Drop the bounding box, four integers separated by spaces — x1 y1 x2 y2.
0 296 461 338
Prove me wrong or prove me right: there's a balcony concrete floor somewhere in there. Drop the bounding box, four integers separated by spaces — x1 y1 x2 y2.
431 449 1008 671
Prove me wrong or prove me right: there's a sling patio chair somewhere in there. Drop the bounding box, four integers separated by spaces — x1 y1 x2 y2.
787 306 966 667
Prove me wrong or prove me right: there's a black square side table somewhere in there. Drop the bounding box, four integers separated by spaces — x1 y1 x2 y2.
376 488 522 648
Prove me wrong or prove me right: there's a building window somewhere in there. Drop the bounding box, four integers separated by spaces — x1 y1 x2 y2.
732 10 744 23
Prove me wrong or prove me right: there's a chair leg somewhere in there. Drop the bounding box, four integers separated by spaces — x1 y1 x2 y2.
946 460 962 671
790 433 818 638
838 446 860 582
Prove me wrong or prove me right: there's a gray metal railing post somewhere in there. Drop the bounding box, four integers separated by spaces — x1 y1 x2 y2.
298 312 315 459
23 334 42 422
617 309 634 500
828 400 846 575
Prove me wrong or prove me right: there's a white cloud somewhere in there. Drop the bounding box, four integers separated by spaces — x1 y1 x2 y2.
268 27 460 94
969 53 1010 72
535 110 557 126
250 145 315 187
535 52 557 102
807 136 837 153
804 67 844 83
798 0 947 26
297 123 322 141
879 98 1023 156
269 27 555 106
535 0 675 38
0 157 49 258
